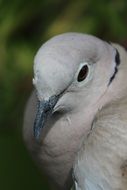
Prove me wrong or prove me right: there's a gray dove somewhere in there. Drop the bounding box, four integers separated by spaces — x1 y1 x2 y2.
23 33 127 190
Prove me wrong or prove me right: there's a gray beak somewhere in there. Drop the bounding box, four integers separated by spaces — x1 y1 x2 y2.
34 95 59 141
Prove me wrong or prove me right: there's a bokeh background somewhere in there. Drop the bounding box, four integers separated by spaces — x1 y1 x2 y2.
0 0 127 189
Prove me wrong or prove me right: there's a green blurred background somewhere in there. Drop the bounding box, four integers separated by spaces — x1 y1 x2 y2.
0 0 127 189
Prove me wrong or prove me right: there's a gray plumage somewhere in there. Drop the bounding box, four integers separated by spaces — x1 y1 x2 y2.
23 33 127 190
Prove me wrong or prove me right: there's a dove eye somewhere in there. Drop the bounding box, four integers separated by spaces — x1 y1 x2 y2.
77 64 89 82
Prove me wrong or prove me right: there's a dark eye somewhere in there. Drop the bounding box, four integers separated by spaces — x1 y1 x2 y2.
77 65 89 82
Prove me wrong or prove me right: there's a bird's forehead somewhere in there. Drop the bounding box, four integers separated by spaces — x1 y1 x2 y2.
34 46 78 84
34 44 87 71
33 45 80 99
33 39 90 87
34 33 113 72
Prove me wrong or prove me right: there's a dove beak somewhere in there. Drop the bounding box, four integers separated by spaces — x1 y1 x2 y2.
33 95 59 141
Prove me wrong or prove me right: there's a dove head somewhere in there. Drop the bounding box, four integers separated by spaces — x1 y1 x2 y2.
33 33 120 140
31 33 126 189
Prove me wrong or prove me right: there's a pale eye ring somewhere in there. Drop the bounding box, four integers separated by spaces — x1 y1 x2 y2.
77 64 89 82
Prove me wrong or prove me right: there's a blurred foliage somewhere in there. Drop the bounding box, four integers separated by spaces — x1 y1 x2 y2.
0 0 127 189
